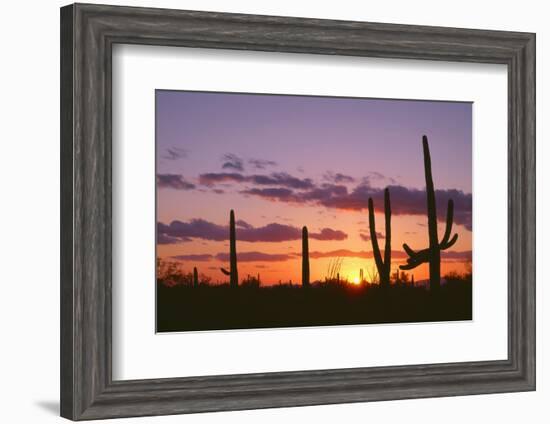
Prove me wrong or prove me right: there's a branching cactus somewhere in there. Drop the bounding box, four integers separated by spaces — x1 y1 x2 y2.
368 188 391 288
302 226 310 287
229 209 239 288
400 136 458 291
193 267 199 288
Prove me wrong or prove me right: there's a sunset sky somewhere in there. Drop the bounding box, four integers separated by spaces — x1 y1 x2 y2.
156 90 472 285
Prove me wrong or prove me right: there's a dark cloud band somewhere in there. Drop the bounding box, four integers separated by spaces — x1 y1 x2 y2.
200 172 314 190
157 174 196 190
242 182 472 231
158 219 347 244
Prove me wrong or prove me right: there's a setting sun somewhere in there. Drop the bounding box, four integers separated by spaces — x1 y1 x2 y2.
351 276 361 285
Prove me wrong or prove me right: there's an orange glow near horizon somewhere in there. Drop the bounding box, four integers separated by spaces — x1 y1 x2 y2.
157 208 472 285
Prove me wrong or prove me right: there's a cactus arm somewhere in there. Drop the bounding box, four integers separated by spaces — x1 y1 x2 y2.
399 262 419 271
441 233 458 250
400 257 431 271
220 268 230 276
439 199 459 250
403 243 417 257
439 199 456 244
408 248 430 263
439 199 454 244
399 249 429 270
403 245 430 263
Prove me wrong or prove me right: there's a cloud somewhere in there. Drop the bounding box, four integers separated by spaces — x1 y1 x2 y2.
171 254 213 261
307 249 407 259
241 181 472 231
241 187 296 201
305 249 471 262
302 184 348 201
241 223 302 242
354 184 471 230
200 172 314 190
215 251 294 262
235 219 253 229
200 172 246 186
168 249 472 264
221 154 244 171
157 174 196 190
311 228 347 241
158 233 188 244
441 250 472 262
323 171 355 184
362 171 398 186
159 219 227 242
158 219 348 244
249 173 314 189
162 147 188 161
359 231 384 242
249 158 278 169
240 184 346 203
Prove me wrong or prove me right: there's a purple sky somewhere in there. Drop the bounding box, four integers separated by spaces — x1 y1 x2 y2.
157 91 471 191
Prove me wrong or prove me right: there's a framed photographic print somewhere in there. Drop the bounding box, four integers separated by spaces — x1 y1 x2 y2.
60 3 535 420
155 91 473 332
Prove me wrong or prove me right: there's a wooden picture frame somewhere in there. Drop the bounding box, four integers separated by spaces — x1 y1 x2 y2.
60 3 535 420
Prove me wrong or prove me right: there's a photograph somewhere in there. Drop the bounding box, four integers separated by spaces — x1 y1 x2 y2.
155 90 473 332
0 0 541 422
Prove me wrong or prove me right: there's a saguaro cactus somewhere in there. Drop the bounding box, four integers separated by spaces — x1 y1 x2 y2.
193 267 199 288
368 188 391 288
400 136 458 291
302 226 310 287
229 209 239 288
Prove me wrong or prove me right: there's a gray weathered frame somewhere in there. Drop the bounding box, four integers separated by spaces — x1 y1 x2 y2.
60 3 536 420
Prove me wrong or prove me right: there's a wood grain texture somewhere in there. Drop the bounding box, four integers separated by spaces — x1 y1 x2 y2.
60 3 536 420
60 4 74 419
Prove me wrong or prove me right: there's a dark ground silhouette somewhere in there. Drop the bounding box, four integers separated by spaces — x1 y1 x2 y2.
157 279 472 332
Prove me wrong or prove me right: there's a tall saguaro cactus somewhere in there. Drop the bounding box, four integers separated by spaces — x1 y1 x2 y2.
368 188 391 288
302 226 310 287
400 136 458 291
193 267 199 288
229 209 239 288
